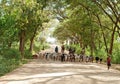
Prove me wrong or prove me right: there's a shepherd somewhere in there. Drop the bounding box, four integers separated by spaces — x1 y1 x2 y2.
55 46 58 53
107 56 111 70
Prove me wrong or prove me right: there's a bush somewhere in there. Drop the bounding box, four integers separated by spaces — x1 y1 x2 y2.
24 50 32 59
66 44 81 54
33 42 50 53
3 48 21 60
112 48 120 64
94 48 107 61
34 44 41 53
0 48 29 76
43 44 50 49
75 46 82 54
0 56 28 76
0 58 18 76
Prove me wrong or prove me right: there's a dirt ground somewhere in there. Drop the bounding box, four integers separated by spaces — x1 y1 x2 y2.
0 59 120 84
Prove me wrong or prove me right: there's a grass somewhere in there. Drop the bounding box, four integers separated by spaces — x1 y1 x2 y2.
0 58 28 76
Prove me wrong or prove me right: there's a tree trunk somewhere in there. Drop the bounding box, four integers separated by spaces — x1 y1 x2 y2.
29 36 34 52
90 45 93 56
102 31 108 53
90 29 95 56
19 30 25 59
96 14 108 54
108 13 119 55
108 26 116 56
29 27 37 52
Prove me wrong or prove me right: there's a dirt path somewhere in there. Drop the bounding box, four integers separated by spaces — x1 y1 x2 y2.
0 59 120 84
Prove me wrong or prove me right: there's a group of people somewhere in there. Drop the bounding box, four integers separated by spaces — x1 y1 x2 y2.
54 45 65 62
95 56 111 70
54 45 65 53
54 45 111 70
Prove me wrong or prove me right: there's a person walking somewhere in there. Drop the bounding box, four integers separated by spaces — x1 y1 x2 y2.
61 53 65 62
55 46 58 53
107 56 111 70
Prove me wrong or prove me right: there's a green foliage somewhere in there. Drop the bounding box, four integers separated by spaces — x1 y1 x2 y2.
33 44 41 53
0 47 29 76
75 46 82 54
52 0 120 64
24 50 32 59
94 48 107 61
112 51 120 64
112 44 120 64
0 0 50 58
3 48 21 60
33 42 50 53
0 58 28 76
44 44 50 49
66 44 81 54
0 52 28 76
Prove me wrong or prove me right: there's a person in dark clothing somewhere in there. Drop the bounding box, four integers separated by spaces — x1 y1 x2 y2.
95 56 99 63
61 54 65 62
45 53 49 60
107 56 111 70
55 46 58 53
100 58 103 64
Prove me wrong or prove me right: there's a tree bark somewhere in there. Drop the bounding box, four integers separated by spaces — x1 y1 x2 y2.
29 27 37 52
90 29 95 56
108 18 119 56
29 36 34 52
108 25 116 56
96 14 108 54
19 30 25 59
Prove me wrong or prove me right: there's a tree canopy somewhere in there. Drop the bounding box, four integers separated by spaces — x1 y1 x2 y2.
53 0 120 63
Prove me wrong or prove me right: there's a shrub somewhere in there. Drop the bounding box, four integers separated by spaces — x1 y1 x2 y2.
0 58 18 76
66 44 81 54
94 48 107 61
24 50 32 59
33 42 50 53
3 48 21 60
112 48 120 64
33 44 41 53
0 56 28 76
75 46 82 54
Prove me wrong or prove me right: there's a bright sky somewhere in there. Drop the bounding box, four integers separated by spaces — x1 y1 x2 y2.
39 19 59 43
47 37 56 43
46 19 59 43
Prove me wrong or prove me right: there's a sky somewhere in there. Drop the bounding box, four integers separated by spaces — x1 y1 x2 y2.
46 19 59 43
40 19 59 43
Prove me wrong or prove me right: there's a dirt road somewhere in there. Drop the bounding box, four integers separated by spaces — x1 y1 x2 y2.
0 59 120 84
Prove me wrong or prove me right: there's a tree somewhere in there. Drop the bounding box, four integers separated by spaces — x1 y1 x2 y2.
53 0 120 57
0 0 50 58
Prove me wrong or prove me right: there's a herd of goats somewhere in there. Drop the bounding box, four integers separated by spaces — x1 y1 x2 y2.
33 52 102 63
